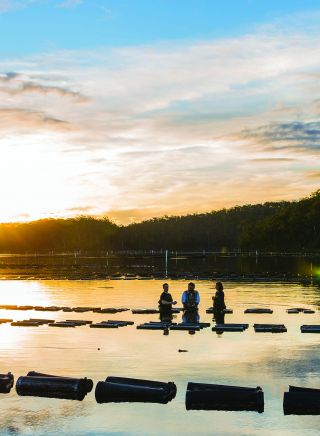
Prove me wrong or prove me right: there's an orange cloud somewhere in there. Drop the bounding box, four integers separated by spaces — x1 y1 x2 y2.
1 23 320 222
0 108 74 132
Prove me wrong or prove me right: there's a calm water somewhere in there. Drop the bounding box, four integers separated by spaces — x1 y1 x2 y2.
0 253 319 280
0 280 319 436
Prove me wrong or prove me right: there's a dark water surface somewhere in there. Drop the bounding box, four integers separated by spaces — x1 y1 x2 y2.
0 252 319 280
0 280 319 435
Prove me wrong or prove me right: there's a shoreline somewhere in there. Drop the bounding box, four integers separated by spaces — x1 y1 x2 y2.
0 274 318 283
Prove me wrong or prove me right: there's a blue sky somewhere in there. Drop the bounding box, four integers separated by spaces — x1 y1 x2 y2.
0 1 320 223
1 0 320 55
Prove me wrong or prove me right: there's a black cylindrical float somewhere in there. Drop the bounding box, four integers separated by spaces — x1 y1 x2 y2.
0 372 14 394
185 382 264 412
283 386 320 415
16 376 88 400
95 376 176 404
26 371 93 393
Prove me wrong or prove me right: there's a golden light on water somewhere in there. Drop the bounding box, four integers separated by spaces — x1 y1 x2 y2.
0 281 50 306
0 281 51 351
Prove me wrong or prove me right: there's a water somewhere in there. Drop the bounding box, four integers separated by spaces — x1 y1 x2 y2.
0 280 319 435
0 252 319 280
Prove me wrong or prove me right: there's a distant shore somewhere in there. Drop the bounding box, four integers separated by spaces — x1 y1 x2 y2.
0 251 318 282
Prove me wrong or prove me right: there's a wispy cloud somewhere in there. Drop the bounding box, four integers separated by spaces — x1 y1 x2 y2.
0 108 74 132
0 0 24 13
238 121 320 152
306 171 320 179
0 0 41 13
0 72 89 101
1 14 320 222
249 158 297 163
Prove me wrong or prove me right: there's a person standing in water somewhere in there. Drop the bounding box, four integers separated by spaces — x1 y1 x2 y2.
181 282 200 310
213 281 226 324
159 283 177 311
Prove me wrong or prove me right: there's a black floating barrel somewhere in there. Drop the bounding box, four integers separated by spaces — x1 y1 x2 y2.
170 325 200 331
26 371 93 393
287 309 300 314
0 372 14 394
132 309 159 314
95 376 176 404
244 308 273 314
301 325 320 333
254 324 287 333
185 382 264 412
212 323 248 332
206 308 233 314
106 320 134 326
283 386 320 415
180 322 210 328
16 376 89 400
137 324 168 330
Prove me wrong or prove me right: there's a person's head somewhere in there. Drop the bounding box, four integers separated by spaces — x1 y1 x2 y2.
188 282 195 292
163 283 169 292
215 281 223 292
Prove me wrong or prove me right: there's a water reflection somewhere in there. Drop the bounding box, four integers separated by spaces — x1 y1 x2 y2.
182 310 200 324
213 310 225 324
0 280 318 435
1 253 320 281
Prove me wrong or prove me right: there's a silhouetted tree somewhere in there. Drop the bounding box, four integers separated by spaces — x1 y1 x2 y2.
0 191 319 252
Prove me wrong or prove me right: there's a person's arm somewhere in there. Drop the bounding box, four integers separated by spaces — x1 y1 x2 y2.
160 293 172 305
161 297 176 305
222 291 226 309
182 291 186 304
196 291 200 304
213 291 218 306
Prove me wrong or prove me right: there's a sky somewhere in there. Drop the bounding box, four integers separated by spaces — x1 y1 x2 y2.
0 0 320 224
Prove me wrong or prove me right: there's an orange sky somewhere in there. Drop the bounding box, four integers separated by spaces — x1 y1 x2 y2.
1 17 320 224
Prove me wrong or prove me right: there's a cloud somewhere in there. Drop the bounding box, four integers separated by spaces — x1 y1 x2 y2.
65 205 93 213
0 0 19 13
0 108 74 132
249 158 297 163
1 15 320 222
0 72 19 80
239 121 320 152
306 171 320 179
0 72 89 101
0 0 41 13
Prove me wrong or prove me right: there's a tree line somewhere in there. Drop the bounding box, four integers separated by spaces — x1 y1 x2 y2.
0 191 319 252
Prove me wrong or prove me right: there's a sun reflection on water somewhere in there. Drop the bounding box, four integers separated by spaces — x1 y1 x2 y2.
0 280 318 435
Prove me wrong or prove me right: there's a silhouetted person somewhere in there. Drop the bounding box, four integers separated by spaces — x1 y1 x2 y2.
159 283 177 312
213 281 226 324
181 282 200 310
159 283 176 331
181 283 200 335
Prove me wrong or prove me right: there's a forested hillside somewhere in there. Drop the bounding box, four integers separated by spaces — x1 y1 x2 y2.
0 191 319 252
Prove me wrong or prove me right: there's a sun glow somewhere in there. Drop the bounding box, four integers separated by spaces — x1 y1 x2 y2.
0 134 93 222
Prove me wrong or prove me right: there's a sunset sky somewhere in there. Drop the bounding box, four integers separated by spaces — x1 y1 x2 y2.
0 0 319 224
